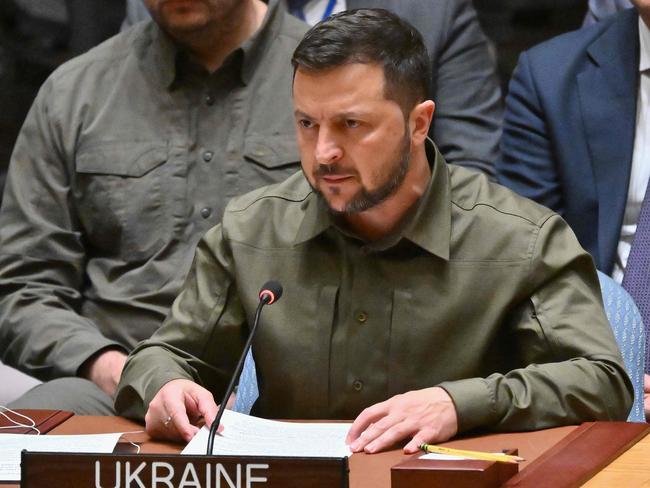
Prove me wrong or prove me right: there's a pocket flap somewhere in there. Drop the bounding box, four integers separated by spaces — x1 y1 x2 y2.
244 134 300 169
76 142 168 177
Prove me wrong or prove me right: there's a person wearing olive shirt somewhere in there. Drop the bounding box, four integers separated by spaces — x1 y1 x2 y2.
0 0 307 414
123 0 504 179
116 10 632 452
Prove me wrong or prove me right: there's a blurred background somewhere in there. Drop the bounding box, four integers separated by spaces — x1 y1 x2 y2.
0 0 588 192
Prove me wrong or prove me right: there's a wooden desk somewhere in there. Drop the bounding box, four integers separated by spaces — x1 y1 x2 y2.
581 432 650 487
2 416 647 487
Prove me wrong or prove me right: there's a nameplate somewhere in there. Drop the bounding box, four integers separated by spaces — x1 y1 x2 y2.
20 452 349 488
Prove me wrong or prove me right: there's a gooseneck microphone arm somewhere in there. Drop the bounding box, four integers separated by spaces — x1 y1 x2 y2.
206 280 283 455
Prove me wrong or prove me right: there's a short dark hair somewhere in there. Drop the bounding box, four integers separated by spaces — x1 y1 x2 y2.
291 8 430 116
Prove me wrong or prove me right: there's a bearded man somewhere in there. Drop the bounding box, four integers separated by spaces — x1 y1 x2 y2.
116 9 632 451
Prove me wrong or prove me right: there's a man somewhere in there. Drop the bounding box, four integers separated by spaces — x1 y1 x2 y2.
498 1 646 282
497 1 650 415
0 0 306 413
123 0 503 177
116 9 631 453
584 0 633 25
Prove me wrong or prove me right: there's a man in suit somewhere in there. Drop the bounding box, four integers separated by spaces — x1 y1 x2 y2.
123 0 503 177
584 0 633 25
496 1 650 416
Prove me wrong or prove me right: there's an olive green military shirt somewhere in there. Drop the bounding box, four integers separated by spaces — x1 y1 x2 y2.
0 0 307 380
116 145 632 432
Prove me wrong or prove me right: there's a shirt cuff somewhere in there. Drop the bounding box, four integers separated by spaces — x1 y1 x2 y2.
437 377 498 433
115 347 193 419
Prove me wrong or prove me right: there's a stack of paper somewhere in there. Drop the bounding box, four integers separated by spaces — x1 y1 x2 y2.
0 432 123 482
182 410 352 458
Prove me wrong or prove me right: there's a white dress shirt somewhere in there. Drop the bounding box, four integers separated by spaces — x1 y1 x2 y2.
612 16 650 283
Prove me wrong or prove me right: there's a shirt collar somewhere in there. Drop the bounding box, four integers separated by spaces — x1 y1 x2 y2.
294 139 452 261
241 0 284 85
138 0 283 89
133 21 178 89
639 16 650 72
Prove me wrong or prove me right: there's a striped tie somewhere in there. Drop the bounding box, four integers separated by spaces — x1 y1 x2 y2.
622 181 650 373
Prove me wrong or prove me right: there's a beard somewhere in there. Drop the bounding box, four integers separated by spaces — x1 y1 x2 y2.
147 0 240 36
307 130 411 215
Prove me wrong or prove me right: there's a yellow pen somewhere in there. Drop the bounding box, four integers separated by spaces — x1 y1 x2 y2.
419 444 525 464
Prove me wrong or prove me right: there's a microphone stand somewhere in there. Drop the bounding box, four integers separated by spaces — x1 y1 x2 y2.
206 295 270 455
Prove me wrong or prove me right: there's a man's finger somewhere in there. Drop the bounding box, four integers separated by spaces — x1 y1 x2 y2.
346 403 387 444
403 429 439 454
349 415 400 452
163 396 197 442
644 374 650 392
191 388 219 429
363 420 418 454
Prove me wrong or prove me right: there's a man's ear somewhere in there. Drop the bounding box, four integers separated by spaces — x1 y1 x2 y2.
409 100 435 145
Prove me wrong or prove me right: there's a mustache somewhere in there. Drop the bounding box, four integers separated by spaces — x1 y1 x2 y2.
314 163 358 178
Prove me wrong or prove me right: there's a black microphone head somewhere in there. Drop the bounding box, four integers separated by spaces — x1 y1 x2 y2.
259 280 283 305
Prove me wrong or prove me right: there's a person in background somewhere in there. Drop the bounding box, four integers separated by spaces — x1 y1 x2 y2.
0 0 307 414
123 0 503 178
584 0 633 25
116 9 631 450
497 1 650 418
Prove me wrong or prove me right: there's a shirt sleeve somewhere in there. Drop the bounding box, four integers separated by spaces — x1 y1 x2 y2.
115 224 245 420
0 79 125 380
430 0 503 178
439 214 633 433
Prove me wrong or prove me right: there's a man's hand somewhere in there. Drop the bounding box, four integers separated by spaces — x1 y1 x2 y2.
80 349 127 398
643 374 650 422
145 379 219 442
346 387 458 454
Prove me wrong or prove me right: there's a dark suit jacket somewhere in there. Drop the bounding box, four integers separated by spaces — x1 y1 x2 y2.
497 8 640 273
289 0 503 177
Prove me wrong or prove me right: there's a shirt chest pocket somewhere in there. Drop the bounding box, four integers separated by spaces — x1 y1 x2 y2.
74 142 185 262
236 134 301 195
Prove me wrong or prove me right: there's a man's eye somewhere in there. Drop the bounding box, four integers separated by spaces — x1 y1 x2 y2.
345 119 359 128
299 119 314 129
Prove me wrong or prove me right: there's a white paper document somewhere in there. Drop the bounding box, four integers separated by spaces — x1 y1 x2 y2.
182 410 352 458
0 432 123 482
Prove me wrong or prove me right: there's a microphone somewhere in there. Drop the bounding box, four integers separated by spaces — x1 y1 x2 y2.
258 280 282 305
206 280 283 455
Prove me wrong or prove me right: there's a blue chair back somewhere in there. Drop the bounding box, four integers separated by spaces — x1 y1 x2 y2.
231 350 259 414
598 271 646 421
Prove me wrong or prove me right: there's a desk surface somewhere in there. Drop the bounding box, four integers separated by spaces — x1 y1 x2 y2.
3 416 647 487
581 431 650 487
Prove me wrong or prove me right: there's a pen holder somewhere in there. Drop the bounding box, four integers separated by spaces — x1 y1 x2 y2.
391 448 519 488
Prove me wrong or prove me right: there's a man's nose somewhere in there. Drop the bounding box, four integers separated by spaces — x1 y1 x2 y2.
314 129 343 165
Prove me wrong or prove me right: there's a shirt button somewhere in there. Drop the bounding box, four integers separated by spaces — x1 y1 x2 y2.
205 94 215 106
203 151 214 162
353 380 364 392
200 207 212 219
356 312 368 323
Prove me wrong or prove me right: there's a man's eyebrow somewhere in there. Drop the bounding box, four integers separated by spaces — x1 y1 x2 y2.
336 111 370 119
293 109 372 119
